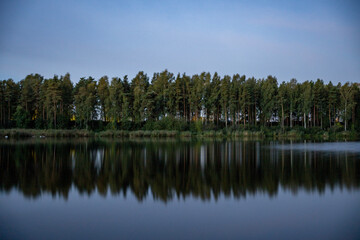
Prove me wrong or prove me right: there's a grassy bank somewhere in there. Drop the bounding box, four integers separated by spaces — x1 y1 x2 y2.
0 129 94 138
0 128 358 140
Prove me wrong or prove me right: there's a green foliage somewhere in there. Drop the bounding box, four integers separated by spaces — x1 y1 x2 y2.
0 79 19 128
35 118 46 129
328 124 343 134
143 116 188 131
20 74 43 121
339 82 356 131
260 76 278 125
220 75 231 128
1 71 359 136
73 77 98 129
131 72 149 123
97 76 110 121
120 120 133 131
13 106 30 128
190 120 203 133
179 131 192 138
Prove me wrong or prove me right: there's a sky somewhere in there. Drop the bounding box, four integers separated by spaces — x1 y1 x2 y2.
0 0 359 84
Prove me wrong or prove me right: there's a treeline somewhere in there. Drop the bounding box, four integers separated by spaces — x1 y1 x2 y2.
1 71 359 131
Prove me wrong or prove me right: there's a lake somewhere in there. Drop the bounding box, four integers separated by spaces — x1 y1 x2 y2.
1 139 359 239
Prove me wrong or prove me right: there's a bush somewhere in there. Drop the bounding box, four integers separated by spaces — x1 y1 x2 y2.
129 130 147 138
114 130 129 137
190 120 203 133
329 124 343 134
215 131 224 138
13 106 31 128
180 131 192 138
120 120 133 131
143 117 189 131
201 130 216 137
203 122 217 131
143 121 155 131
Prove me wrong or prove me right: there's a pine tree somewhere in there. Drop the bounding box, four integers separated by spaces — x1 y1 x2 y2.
98 76 110 121
220 75 231 128
340 82 356 131
131 71 149 123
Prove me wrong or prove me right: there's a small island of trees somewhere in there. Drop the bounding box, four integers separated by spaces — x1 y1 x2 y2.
0 70 359 137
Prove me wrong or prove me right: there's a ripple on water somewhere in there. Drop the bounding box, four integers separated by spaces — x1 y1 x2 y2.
274 142 360 153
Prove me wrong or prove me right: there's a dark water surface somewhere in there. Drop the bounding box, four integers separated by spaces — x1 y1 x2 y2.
1 139 360 240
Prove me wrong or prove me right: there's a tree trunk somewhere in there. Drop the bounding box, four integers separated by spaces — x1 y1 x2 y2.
205 109 207 125
281 103 284 132
344 104 347 131
189 101 191 122
304 112 306 129
61 101 63 115
321 115 323 129
7 101 10 122
54 102 56 129
254 101 257 126
290 104 293 128
352 101 356 130
243 109 246 127
328 104 331 128
225 104 227 129
237 111 240 126
183 98 186 120
318 107 320 127
313 105 316 127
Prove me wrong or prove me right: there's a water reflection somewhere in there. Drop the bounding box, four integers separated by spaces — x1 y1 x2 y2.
275 141 360 153
0 139 359 202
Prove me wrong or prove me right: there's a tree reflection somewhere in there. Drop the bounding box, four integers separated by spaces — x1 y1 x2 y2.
0 139 359 202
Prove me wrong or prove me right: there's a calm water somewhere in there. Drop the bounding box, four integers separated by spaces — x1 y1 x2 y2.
0 139 359 240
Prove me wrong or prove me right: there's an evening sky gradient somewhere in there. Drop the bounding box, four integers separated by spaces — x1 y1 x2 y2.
0 0 359 83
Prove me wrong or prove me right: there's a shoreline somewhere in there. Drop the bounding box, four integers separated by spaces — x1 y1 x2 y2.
0 128 358 140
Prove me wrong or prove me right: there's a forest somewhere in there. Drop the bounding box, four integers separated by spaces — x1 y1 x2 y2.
0 70 359 133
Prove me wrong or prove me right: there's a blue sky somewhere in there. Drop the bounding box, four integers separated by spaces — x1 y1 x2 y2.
0 0 359 83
